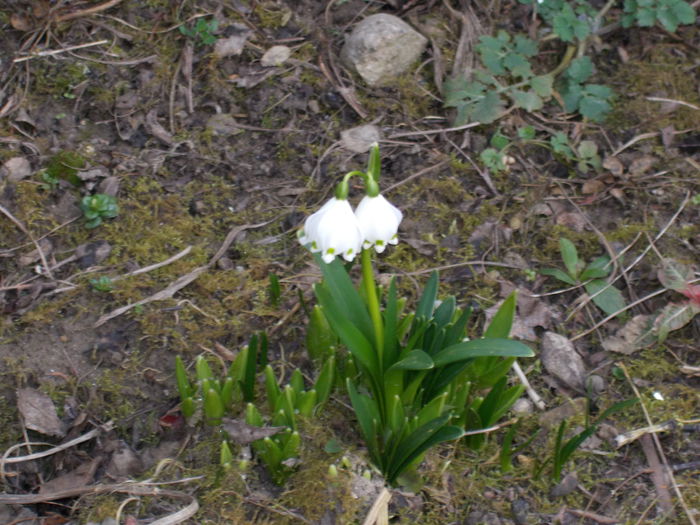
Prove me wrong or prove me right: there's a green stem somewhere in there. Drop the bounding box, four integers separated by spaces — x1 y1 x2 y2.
361 248 384 371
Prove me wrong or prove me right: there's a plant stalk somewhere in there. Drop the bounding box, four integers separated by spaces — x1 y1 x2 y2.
361 248 384 371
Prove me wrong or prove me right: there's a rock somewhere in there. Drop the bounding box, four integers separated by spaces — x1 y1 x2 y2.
340 14 427 86
511 398 533 415
538 398 588 428
1 157 32 182
540 332 586 391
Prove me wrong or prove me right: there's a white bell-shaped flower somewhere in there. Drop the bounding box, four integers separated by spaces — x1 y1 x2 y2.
354 194 403 253
298 198 363 263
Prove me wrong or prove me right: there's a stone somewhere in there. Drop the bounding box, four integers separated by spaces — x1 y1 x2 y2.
340 14 427 86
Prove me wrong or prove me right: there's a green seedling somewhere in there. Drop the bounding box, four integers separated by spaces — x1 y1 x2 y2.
558 57 614 122
268 273 281 307
541 238 626 317
79 193 118 229
179 17 219 45
542 399 637 482
519 0 597 43
89 276 114 292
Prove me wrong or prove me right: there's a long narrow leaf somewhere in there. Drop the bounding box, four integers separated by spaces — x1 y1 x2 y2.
444 305 472 346
383 278 399 368
433 338 533 367
388 349 434 372
484 292 516 338
317 257 374 341
414 271 439 321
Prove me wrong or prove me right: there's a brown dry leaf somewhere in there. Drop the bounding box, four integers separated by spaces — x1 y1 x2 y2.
10 13 33 31
484 287 559 342
39 457 101 494
145 110 174 145
602 156 624 176
582 179 605 194
222 418 285 445
555 212 586 232
628 155 656 176
17 388 66 437
18 238 53 266
214 24 252 58
601 314 656 354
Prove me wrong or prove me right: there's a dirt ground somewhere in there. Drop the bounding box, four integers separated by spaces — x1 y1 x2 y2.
0 0 699 524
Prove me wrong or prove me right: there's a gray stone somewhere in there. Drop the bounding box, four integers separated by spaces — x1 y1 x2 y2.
340 14 427 86
540 331 586 391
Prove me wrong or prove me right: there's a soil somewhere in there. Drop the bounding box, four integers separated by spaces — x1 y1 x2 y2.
0 1 698 524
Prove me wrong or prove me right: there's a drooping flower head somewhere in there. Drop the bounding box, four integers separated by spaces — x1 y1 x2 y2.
355 193 402 253
298 182 363 263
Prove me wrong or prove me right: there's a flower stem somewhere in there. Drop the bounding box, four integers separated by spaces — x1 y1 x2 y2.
361 248 384 371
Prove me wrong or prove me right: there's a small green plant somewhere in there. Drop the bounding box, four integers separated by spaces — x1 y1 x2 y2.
622 0 696 32
179 17 219 45
557 57 614 122
175 333 267 424
39 171 60 191
444 31 554 125
520 0 597 43
45 151 86 186
79 194 119 229
542 399 637 482
89 276 114 292
541 238 626 317
268 273 281 307
243 359 335 483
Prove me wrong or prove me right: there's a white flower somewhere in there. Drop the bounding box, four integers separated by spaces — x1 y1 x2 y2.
354 194 403 253
298 198 363 263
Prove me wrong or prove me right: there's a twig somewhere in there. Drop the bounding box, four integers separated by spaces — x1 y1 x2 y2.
512 361 546 410
646 97 699 110
54 0 123 23
618 363 697 525
13 40 109 63
117 246 192 279
362 487 391 525
566 508 620 524
445 135 499 195
0 203 54 280
387 121 481 139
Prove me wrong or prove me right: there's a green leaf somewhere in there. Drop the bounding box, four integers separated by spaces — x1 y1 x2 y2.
503 53 532 78
388 350 434 372
195 355 214 381
316 284 379 379
585 279 626 317
306 305 336 362
415 271 439 321
175 356 193 400
517 125 536 140
566 57 593 83
513 34 538 57
670 0 696 24
559 238 580 279
346 379 381 462
511 90 543 111
314 355 335 405
388 418 464 482
317 257 373 341
484 292 517 338
530 74 553 97
204 388 224 423
579 92 612 122
433 338 533 367
472 91 505 123
580 255 612 281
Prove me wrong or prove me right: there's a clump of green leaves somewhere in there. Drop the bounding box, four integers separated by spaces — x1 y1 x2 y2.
315 260 533 485
520 0 597 42
243 359 335 483
89 276 114 292
558 57 614 122
444 31 553 124
540 399 637 482
79 194 119 229
541 238 626 317
622 0 696 32
179 17 219 45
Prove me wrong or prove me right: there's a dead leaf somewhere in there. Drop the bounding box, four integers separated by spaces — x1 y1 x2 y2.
261 45 292 67
555 212 586 232
221 418 285 445
582 179 605 194
628 155 656 176
601 314 656 354
17 388 66 437
10 13 33 31
540 332 586 391
602 156 624 176
145 110 174 145
213 24 252 58
18 238 53 266
340 124 380 153
1 157 32 182
39 457 100 494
